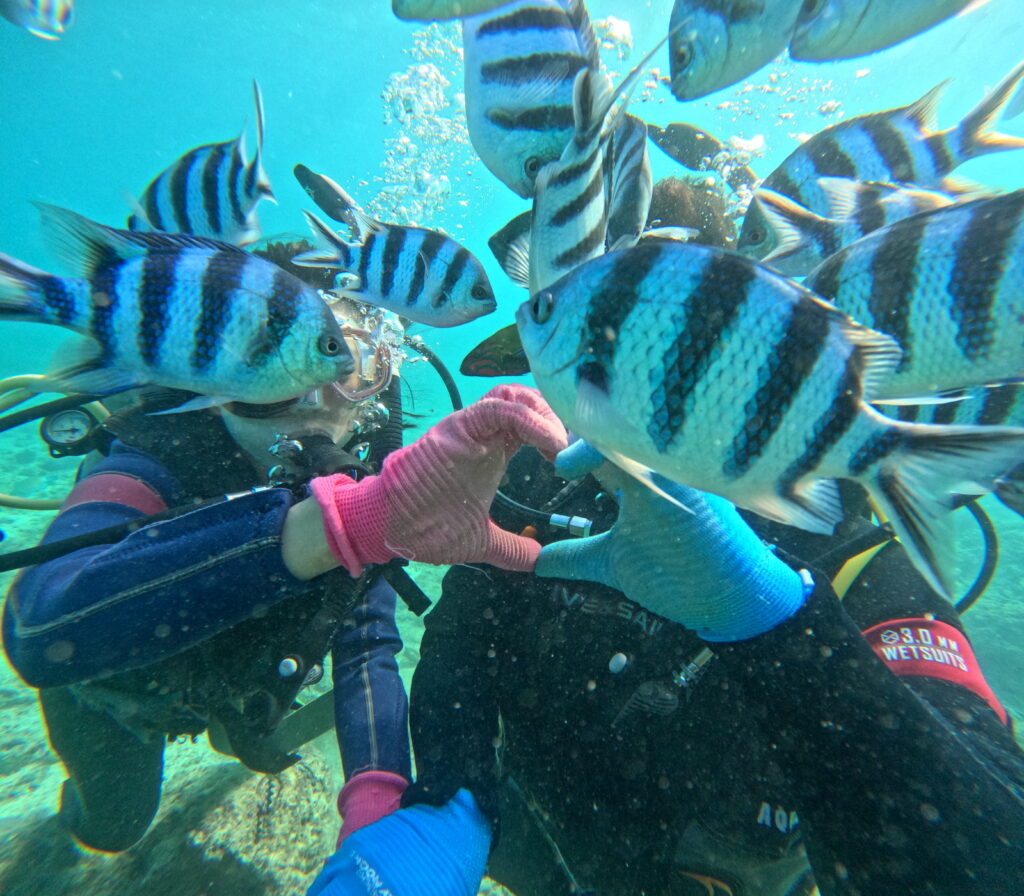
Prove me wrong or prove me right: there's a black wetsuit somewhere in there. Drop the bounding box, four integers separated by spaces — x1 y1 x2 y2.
407 449 1024 896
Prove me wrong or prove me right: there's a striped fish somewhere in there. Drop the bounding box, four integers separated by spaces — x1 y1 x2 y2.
463 0 600 198
487 109 652 290
0 0 72 39
293 167 496 328
128 81 275 247
669 0 804 100
516 240 1024 598
0 205 352 404
744 179 958 276
393 0 514 20
737 61 1024 258
790 0 985 62
804 190 1024 401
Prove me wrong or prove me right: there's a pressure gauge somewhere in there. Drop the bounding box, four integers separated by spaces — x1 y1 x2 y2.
40 407 100 457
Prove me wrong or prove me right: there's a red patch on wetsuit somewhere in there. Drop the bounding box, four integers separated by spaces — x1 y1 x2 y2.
62 473 168 516
863 618 1007 725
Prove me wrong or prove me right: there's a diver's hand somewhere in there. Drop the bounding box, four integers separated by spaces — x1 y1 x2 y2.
535 443 810 641
309 385 567 575
307 789 491 896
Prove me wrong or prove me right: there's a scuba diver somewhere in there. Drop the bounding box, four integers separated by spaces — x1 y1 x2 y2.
0 289 567 854
306 441 1024 896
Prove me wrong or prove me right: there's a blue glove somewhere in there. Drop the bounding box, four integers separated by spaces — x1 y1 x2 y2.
307 789 491 896
536 441 811 641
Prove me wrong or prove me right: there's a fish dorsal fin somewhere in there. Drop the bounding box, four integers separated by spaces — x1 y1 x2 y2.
247 79 275 201
901 78 950 129
253 79 266 154
755 190 825 263
565 0 601 70
34 203 243 277
581 28 670 147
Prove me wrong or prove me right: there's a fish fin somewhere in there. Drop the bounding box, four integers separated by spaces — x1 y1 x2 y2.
293 164 362 228
940 174 990 197
816 177 874 221
1004 79 1024 120
295 210 356 269
505 56 576 108
601 450 695 516
573 375 694 515
150 394 235 415
500 231 532 289
246 80 275 202
565 0 601 69
33 204 155 278
632 226 698 247
44 356 141 397
837 320 903 401
123 192 154 232
955 59 1024 159
755 190 826 264
874 388 980 408
584 28 671 146
488 211 533 288
0 252 52 322
863 422 1024 599
902 79 951 129
745 481 841 535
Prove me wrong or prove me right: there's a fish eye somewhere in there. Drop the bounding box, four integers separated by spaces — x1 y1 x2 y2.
674 42 694 72
471 283 491 301
531 292 554 324
524 156 542 179
799 0 825 19
318 333 345 356
746 227 765 246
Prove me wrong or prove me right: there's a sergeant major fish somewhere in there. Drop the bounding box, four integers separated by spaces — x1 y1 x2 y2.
669 0 804 100
790 0 990 62
738 61 1024 259
128 81 275 247
0 0 72 39
746 178 958 276
0 205 353 405
393 0 514 20
804 190 1024 402
511 35 665 294
463 0 600 198
516 239 1024 599
293 166 496 328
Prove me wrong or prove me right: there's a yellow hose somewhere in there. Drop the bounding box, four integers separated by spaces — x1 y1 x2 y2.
0 493 62 510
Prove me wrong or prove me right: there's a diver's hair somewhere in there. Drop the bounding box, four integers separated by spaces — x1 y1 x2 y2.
251 239 335 290
645 176 736 248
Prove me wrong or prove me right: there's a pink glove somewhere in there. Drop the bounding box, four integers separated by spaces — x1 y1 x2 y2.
310 384 567 574
336 770 408 848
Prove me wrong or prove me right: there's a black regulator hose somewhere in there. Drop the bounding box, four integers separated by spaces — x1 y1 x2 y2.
956 500 999 614
405 337 463 411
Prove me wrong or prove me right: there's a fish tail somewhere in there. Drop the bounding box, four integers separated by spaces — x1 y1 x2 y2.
0 252 53 321
295 210 356 270
955 59 1024 160
860 420 1024 599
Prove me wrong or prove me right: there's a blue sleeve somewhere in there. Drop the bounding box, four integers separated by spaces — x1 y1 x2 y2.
331 576 411 782
3 444 315 688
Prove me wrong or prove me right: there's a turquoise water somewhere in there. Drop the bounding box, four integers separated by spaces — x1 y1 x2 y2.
1 1 1023 893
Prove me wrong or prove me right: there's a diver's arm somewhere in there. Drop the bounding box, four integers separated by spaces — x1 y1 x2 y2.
710 565 1024 896
3 443 319 688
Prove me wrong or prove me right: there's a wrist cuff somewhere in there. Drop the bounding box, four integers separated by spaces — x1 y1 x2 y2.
337 771 409 847
310 474 394 576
